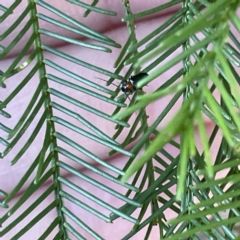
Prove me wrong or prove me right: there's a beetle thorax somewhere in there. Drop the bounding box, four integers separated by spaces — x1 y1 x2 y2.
120 80 136 95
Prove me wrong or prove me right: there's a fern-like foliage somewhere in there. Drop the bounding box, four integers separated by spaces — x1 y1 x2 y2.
0 0 240 239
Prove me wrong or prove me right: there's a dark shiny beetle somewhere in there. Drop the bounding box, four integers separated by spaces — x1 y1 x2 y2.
96 72 148 100
120 72 148 96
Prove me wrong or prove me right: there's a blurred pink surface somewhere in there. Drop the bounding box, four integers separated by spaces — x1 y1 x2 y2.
1 1 238 240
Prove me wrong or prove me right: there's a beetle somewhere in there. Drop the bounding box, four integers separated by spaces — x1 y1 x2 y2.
96 72 148 100
120 72 148 96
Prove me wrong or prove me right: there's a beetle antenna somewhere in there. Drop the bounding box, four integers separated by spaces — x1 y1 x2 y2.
95 77 119 87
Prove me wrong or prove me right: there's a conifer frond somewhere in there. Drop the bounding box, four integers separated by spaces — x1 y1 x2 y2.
0 0 240 239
